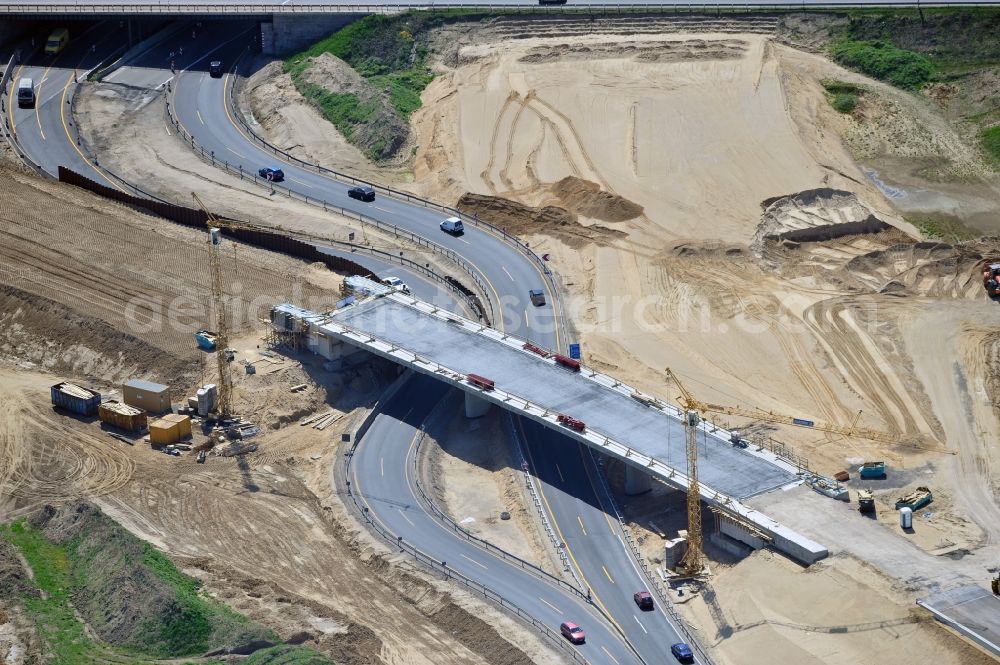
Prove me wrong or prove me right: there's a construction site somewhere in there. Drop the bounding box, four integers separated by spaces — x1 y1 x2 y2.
1 6 1000 665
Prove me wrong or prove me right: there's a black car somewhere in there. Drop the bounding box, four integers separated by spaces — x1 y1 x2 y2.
348 185 376 202
258 167 285 182
209 60 223 78
529 289 546 307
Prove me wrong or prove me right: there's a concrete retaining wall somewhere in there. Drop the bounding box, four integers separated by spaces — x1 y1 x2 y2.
264 14 363 55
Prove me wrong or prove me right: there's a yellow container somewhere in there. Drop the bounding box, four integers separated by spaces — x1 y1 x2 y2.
149 418 179 445
161 413 192 439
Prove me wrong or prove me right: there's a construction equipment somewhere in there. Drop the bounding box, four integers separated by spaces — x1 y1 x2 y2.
895 486 933 511
983 261 1000 297
991 574 999 595
664 368 906 446
859 461 887 480
678 409 705 575
858 488 876 513
191 192 233 418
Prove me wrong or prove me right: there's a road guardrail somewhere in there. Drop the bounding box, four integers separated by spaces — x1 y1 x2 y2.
341 380 594 665
165 75 497 325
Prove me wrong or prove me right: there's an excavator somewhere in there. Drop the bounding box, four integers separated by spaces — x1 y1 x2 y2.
983 261 1000 297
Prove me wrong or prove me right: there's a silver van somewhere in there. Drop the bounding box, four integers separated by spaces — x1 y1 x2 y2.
440 216 464 235
17 77 34 108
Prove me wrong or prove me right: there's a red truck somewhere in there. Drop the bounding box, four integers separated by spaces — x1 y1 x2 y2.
557 414 586 432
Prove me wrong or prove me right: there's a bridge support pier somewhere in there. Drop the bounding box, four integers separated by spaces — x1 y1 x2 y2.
624 465 652 495
464 392 491 419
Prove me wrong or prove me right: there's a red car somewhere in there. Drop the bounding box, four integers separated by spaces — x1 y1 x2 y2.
560 621 585 644
634 590 654 611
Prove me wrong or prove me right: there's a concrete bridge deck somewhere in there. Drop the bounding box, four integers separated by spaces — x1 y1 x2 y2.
272 295 828 563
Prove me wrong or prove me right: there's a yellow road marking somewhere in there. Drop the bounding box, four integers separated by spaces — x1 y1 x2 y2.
577 515 587 536
59 49 127 192
538 596 562 614
602 565 614 584
7 63 21 138
517 419 627 640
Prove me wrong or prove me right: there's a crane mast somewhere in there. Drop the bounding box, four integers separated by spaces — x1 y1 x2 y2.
679 409 705 575
192 193 233 418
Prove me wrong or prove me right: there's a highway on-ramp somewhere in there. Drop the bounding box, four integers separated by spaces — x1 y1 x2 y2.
350 372 640 665
168 23 560 339
6 21 129 188
13 20 707 664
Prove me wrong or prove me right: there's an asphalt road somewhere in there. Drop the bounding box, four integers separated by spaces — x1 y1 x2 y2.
6 22 128 187
519 417 698 662
167 22 561 341
12 20 702 663
351 372 640 665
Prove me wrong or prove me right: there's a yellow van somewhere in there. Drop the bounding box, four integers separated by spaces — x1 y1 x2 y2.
44 28 69 55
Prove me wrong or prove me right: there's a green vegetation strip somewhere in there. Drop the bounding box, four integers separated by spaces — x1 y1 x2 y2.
2 514 334 665
1 520 167 665
830 40 934 90
982 126 1000 162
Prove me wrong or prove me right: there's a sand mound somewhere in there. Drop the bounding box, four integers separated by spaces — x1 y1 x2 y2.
753 188 891 253
457 193 625 246
551 176 643 222
519 38 748 64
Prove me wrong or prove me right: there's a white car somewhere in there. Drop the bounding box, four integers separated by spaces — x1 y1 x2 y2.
381 276 410 294
440 217 464 234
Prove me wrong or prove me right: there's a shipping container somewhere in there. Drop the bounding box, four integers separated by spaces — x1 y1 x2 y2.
123 379 171 414
161 413 192 439
50 382 101 416
149 418 180 445
98 401 147 432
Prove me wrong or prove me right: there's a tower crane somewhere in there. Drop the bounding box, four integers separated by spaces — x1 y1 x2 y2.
191 192 233 418
678 407 705 575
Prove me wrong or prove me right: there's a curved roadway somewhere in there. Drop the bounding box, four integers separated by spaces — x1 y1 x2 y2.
170 23 560 341
352 373 638 664
6 21 128 188
13 21 705 664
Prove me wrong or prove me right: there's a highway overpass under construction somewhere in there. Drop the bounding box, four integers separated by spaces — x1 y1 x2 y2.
270 294 828 564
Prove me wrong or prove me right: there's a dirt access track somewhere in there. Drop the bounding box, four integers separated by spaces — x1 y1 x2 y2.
0 168 557 665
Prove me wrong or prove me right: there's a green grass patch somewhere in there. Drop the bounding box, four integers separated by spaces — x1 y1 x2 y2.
820 80 863 114
296 85 377 140
1 507 274 664
982 125 1000 162
285 13 439 120
243 644 334 665
2 521 106 665
907 215 980 242
831 93 858 113
831 39 934 90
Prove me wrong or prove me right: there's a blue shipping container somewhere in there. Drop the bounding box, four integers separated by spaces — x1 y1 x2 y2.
50 382 101 416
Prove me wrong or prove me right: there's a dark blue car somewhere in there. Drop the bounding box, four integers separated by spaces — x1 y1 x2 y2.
671 643 694 663
258 166 284 182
